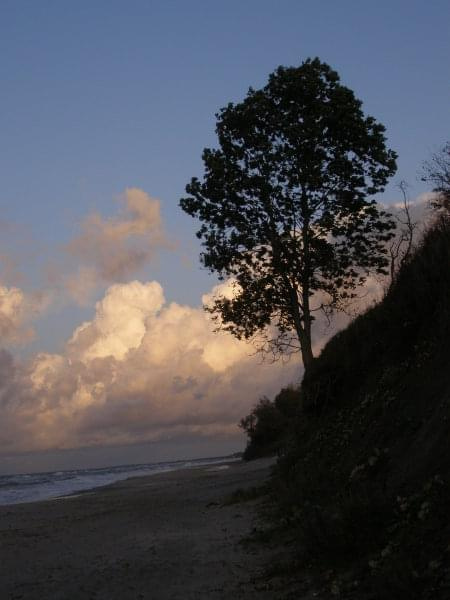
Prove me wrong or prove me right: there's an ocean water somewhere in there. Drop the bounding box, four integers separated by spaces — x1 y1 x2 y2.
0 456 237 506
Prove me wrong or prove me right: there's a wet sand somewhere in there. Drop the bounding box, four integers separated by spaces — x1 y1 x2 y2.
0 457 283 599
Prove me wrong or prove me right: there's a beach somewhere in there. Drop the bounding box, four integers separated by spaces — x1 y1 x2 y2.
0 457 284 599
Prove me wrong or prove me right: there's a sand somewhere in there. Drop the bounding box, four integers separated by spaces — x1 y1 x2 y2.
0 457 285 599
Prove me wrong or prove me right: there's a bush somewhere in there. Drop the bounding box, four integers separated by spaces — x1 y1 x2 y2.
240 386 300 460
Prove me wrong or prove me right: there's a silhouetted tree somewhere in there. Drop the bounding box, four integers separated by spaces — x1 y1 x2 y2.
422 141 450 214
180 58 397 373
388 181 417 284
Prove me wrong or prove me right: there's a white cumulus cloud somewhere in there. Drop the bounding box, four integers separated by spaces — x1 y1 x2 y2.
69 280 165 362
0 279 301 455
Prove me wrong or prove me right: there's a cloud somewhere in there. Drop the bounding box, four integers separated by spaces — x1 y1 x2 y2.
0 192 437 457
64 188 170 303
0 262 412 455
68 280 165 362
63 266 99 307
0 284 47 345
0 279 301 455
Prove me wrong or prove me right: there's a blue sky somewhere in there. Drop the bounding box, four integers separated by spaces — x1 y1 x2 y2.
1 1 448 299
0 1 448 470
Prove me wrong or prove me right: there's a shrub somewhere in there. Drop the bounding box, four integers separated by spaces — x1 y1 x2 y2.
240 386 300 460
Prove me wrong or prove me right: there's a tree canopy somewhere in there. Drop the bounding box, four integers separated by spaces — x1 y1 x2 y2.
180 58 397 373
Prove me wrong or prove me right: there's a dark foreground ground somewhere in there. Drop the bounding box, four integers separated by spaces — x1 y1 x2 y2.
0 457 304 600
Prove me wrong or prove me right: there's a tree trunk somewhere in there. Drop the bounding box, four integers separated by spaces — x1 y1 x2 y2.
301 287 315 375
300 332 315 374
299 194 315 375
296 312 314 375
286 283 315 375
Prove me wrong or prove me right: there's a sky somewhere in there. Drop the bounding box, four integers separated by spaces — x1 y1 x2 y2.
0 1 448 473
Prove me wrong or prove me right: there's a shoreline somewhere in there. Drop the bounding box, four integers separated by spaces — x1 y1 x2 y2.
0 456 284 599
0 456 243 508
46 459 241 504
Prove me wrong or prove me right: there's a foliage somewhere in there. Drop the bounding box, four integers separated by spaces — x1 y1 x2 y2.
239 386 300 460
180 58 397 372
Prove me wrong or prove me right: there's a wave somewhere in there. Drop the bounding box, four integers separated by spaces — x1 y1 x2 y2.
0 456 237 506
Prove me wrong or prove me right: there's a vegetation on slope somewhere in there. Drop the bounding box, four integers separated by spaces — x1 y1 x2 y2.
242 214 450 598
239 387 300 461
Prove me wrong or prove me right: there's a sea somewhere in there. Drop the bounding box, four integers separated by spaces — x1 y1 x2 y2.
0 455 238 506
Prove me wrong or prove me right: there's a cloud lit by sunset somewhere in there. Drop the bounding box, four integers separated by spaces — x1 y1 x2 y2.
0 188 437 464
0 274 299 456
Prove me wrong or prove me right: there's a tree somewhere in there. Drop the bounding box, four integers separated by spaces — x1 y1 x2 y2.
239 386 299 460
180 58 397 374
388 181 417 285
422 141 450 214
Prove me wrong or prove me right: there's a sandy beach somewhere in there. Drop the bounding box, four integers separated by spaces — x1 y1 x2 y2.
0 457 287 600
